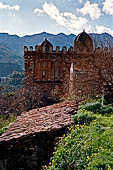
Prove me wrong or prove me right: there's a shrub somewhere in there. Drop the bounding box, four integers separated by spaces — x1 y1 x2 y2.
80 102 113 115
0 114 15 135
80 102 102 113
48 114 113 170
0 115 9 129
100 105 113 115
0 127 8 136
72 110 96 125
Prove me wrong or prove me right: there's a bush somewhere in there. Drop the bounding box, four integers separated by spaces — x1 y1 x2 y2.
80 102 102 113
72 110 96 125
0 115 9 129
48 114 113 170
0 114 15 135
47 100 113 170
0 127 8 136
101 105 113 115
80 102 113 115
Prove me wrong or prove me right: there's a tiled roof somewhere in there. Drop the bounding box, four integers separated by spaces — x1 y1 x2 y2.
0 101 77 143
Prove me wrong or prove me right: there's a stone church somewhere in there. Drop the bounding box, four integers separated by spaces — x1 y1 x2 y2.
24 31 112 97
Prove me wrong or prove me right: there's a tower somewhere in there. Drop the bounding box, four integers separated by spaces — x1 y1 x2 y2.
74 31 93 53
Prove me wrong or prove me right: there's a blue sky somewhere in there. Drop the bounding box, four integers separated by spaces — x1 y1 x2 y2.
0 0 113 36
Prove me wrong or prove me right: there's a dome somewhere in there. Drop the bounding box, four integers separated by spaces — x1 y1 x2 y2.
74 31 93 52
40 38 53 52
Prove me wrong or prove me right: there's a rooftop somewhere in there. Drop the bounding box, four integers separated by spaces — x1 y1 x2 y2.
0 101 77 143
40 38 53 48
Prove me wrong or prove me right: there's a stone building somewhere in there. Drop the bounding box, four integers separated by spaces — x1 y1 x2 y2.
24 30 112 97
0 101 77 170
0 31 113 170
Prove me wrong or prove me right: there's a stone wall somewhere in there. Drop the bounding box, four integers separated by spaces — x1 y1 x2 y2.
24 35 113 99
72 53 103 97
70 51 113 97
0 101 77 170
0 128 66 170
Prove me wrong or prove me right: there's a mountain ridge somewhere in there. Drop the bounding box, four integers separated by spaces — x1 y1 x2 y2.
0 31 113 52
0 31 113 77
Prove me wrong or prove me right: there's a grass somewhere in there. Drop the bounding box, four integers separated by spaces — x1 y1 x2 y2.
47 101 113 170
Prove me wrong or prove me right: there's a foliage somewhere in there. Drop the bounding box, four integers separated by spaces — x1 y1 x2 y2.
0 62 23 77
0 127 8 136
8 71 24 87
80 101 113 115
100 105 113 115
47 102 113 170
0 71 24 96
0 82 59 117
0 114 15 135
72 109 96 125
80 102 102 113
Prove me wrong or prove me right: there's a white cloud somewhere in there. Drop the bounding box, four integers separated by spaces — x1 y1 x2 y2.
43 3 66 26
33 2 113 37
88 25 113 36
95 25 113 36
34 8 43 16
0 2 20 11
103 0 113 15
77 0 102 20
34 2 87 34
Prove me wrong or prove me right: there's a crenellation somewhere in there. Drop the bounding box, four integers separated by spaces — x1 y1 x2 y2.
24 31 113 97
68 46 73 53
24 46 28 52
35 45 39 52
96 47 102 53
24 31 95 95
30 46 33 52
104 47 108 52
0 31 113 170
56 46 60 53
62 46 67 54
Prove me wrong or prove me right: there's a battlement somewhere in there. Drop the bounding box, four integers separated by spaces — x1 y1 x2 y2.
24 45 74 54
23 31 113 100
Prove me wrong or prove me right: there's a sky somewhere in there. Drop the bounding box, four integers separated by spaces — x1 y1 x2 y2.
0 0 113 37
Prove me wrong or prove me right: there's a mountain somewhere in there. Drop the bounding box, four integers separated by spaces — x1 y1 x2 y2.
0 62 23 77
0 43 23 77
0 32 113 77
90 33 113 49
21 32 75 52
0 43 23 63
1 32 113 54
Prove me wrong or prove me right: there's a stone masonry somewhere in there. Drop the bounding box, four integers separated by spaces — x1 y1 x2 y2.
24 30 113 97
0 101 78 170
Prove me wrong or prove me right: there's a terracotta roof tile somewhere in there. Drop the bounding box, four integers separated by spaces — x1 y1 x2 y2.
0 101 77 143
